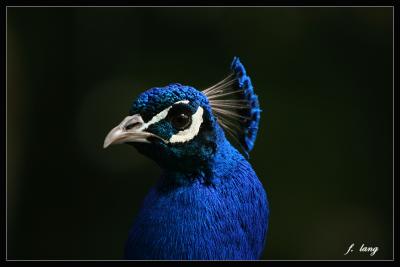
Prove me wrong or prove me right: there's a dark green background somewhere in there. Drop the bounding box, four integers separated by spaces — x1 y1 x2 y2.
7 7 393 260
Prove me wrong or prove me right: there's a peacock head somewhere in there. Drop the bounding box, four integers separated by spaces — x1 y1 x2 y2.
103 57 260 173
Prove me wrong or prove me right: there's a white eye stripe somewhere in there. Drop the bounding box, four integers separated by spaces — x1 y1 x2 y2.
176 100 190 105
169 106 204 143
140 100 190 130
140 99 204 144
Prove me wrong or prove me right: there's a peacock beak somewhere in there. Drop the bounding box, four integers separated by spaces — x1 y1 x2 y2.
103 114 162 148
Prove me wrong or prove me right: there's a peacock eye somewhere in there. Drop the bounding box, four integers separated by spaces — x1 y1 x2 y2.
171 113 191 130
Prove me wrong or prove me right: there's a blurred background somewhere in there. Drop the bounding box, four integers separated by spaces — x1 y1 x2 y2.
7 7 393 260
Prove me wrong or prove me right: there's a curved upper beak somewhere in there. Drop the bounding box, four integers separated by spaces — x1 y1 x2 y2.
103 114 161 149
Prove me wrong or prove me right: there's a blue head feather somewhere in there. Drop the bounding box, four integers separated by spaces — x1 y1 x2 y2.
129 83 211 121
128 84 220 177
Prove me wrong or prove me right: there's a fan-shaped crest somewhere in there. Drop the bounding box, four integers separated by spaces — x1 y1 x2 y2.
202 57 261 157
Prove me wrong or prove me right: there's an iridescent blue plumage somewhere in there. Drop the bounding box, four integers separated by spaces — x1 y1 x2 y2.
231 57 261 154
104 57 269 260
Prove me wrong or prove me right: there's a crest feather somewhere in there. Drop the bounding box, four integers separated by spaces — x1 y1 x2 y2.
202 57 261 157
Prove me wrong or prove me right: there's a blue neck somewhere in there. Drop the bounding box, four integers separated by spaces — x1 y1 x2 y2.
160 124 243 187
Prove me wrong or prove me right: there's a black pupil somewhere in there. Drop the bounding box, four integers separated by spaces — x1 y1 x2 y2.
172 113 191 130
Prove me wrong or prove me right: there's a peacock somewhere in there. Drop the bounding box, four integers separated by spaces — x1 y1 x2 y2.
103 57 269 260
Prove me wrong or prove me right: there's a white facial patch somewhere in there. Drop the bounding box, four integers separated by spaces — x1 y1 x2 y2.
139 99 204 144
169 106 204 143
139 100 190 131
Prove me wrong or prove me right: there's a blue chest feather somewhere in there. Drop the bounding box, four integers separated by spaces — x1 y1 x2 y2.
124 128 269 260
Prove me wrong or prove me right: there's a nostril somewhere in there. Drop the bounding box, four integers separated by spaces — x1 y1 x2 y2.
125 122 140 130
146 136 159 143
